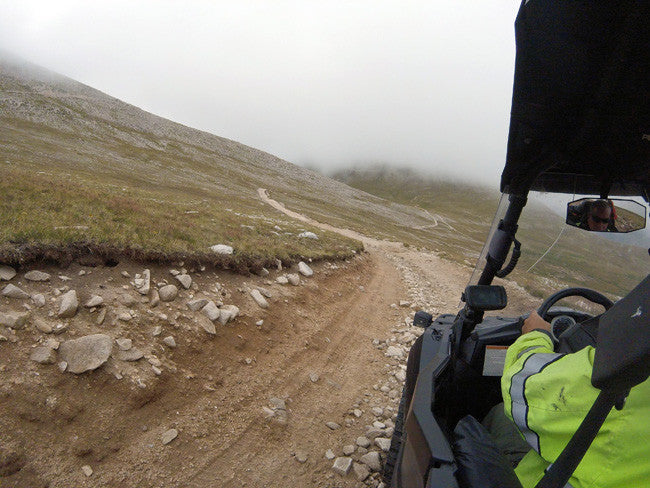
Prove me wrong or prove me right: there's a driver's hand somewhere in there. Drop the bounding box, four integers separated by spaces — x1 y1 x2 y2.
522 311 552 335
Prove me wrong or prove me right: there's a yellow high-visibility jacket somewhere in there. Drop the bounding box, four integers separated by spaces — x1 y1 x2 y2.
501 331 650 488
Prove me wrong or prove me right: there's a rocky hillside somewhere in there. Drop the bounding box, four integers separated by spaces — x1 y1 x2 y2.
0 53 443 268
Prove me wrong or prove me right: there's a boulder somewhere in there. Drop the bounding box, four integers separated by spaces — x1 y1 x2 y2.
332 457 352 476
24 270 50 282
297 261 313 277
2 284 29 299
201 301 220 322
58 334 112 373
58 290 79 318
287 274 300 286
158 285 178 302
218 305 239 325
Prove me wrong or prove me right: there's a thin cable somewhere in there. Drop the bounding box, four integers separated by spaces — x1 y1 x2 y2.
526 225 567 272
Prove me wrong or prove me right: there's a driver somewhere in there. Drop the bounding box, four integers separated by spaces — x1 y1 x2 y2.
500 311 650 487
585 200 616 232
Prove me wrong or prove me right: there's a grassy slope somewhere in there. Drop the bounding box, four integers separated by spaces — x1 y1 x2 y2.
333 166 649 299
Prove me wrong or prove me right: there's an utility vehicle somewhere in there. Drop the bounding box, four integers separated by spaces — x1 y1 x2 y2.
384 2 649 487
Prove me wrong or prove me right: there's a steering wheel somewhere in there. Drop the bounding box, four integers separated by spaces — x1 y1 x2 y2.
537 287 614 320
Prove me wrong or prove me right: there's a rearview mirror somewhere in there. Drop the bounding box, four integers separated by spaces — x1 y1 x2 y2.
566 198 647 233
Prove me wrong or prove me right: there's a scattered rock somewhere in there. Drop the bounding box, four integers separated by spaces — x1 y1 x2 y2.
118 294 136 306
343 445 355 456
163 336 176 348
309 372 320 383
84 295 104 308
198 316 217 335
118 312 132 322
287 274 300 286
353 462 370 481
360 451 382 472
298 231 318 240
356 436 371 448
134 269 151 295
353 409 363 418
385 346 404 359
325 449 335 460
32 294 46 308
0 265 16 281
276 276 289 285
159 285 178 302
175 274 192 290
201 301 220 322
295 451 308 463
187 299 209 312
81 465 93 477
30 346 56 364
297 261 313 277
34 318 53 334
121 271 130 278
372 407 384 417
332 457 352 476
162 429 178 445
115 348 144 362
25 270 50 282
52 323 69 335
58 334 112 374
96 309 107 326
150 289 160 307
250 289 269 309
58 361 68 372
152 326 162 337
58 290 79 318
115 338 132 351
0 311 29 329
210 244 234 255
375 437 391 452
218 305 239 325
2 284 29 299
325 421 340 430
255 286 272 298
399 300 411 307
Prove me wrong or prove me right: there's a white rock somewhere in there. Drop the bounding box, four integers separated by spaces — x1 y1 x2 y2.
175 274 192 289
2 284 29 299
332 457 352 476
343 444 355 456
201 301 221 322
134 269 151 295
115 348 144 362
34 318 53 334
287 274 300 286
58 290 78 318
255 286 272 298
159 285 178 302
356 436 371 448
152 326 162 336
276 276 289 285
24 270 50 282
250 289 269 309
325 449 335 460
84 295 104 308
118 312 132 322
395 370 407 382
298 231 318 240
163 336 176 348
210 244 234 255
297 261 313 277
150 289 160 307
309 372 320 383
58 361 68 372
58 334 112 374
385 346 404 359
372 407 384 417
325 421 340 430
295 451 308 463
162 428 178 445
0 265 16 281
81 465 93 477
218 305 239 325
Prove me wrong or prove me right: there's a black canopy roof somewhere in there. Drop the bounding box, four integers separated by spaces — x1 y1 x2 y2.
500 0 649 200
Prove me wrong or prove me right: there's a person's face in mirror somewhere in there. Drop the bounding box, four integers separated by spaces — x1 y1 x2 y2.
588 204 612 231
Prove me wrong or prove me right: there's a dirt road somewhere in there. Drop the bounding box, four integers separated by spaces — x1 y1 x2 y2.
1 190 536 488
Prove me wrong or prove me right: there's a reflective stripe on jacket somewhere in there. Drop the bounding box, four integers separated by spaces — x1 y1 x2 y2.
501 331 650 488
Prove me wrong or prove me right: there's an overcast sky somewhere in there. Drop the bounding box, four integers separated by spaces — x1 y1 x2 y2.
0 1 520 182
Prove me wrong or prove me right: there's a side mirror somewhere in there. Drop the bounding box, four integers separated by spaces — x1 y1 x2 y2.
566 198 647 233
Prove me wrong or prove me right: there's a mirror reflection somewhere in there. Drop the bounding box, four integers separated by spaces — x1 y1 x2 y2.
566 198 647 233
